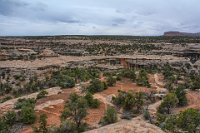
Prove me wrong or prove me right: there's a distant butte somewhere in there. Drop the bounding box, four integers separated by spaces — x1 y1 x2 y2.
164 31 200 36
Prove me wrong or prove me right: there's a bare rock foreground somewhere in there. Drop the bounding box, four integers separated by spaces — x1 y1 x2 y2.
85 116 165 133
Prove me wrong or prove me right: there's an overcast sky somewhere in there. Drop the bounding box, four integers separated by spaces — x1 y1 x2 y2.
0 0 200 36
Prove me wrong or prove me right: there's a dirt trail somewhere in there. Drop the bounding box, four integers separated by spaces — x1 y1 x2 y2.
93 94 114 108
35 99 64 110
84 74 164 133
153 73 167 93
174 91 200 113
39 109 60 117
0 87 62 114
154 74 164 88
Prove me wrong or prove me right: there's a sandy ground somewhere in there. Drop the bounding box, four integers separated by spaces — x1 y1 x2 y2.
19 74 165 133
85 100 164 133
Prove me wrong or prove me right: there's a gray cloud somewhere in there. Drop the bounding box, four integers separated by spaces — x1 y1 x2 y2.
112 18 126 26
0 0 200 36
0 0 28 16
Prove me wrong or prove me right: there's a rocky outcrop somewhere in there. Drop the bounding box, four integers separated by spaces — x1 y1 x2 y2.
85 116 165 133
39 48 59 57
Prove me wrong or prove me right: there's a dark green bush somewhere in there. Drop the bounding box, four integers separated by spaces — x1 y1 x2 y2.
20 106 36 124
87 79 106 93
15 98 36 109
37 90 48 99
100 106 118 125
107 76 116 87
84 92 100 108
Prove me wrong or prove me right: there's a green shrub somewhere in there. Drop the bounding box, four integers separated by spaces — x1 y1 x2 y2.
121 69 136 81
37 90 48 99
107 76 116 87
177 108 200 133
100 106 118 125
84 92 100 108
3 111 17 126
160 108 200 133
0 119 9 133
175 85 187 106
56 120 77 133
136 69 151 88
87 79 106 93
34 114 48 133
112 90 145 112
157 93 178 114
143 108 150 121
61 93 88 132
57 75 75 88
20 106 36 124
0 96 12 103
15 98 36 109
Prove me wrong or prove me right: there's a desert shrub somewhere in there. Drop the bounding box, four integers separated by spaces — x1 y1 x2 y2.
163 64 174 80
87 79 106 93
55 75 75 89
55 120 77 133
157 93 178 114
13 75 22 80
84 92 100 108
107 76 116 87
37 90 48 99
121 69 136 81
160 108 200 133
3 111 17 126
20 106 36 124
175 85 187 106
143 108 151 121
112 90 145 113
136 69 150 88
34 114 48 133
61 93 88 132
15 98 36 109
52 68 100 84
100 106 118 125
162 115 178 132
0 119 9 133
0 96 12 103
189 74 200 90
0 83 12 95
177 108 200 133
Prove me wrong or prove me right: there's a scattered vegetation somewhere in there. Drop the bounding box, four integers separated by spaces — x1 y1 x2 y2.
36 90 48 99
87 79 107 93
0 96 12 103
61 93 88 132
14 98 36 109
161 108 200 133
175 85 187 106
20 106 36 124
112 90 146 115
34 114 48 133
106 76 116 87
157 93 178 114
136 69 151 88
84 92 100 108
100 106 118 125
120 69 136 81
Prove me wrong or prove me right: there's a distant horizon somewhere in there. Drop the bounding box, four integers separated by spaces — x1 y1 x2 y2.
1 0 200 36
1 31 200 37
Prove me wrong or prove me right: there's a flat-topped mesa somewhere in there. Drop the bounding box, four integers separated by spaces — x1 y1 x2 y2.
164 31 200 36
